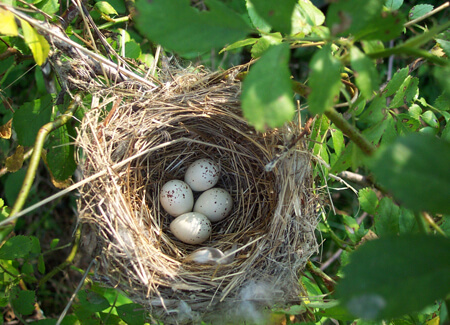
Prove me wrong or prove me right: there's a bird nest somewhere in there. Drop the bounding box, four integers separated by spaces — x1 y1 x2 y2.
76 65 319 323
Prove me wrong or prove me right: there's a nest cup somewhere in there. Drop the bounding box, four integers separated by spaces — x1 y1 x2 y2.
77 65 319 323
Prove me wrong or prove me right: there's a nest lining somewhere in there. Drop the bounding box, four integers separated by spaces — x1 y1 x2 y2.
76 66 319 322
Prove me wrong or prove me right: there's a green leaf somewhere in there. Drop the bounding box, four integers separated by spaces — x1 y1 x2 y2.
356 10 406 42
46 124 77 181
291 0 325 35
36 0 59 15
0 235 33 260
20 19 50 66
408 104 422 120
389 76 419 108
13 95 53 147
369 133 450 214
94 1 118 15
250 32 282 58
308 44 342 114
398 207 417 234
358 95 387 124
250 0 297 34
221 38 258 53
331 128 344 156
361 40 385 54
384 68 408 97
358 188 379 215
421 110 439 129
350 47 379 99
362 115 393 145
125 40 141 59
246 0 271 33
10 290 35 316
395 113 421 135
326 0 383 37
134 0 250 55
374 197 400 236
77 290 110 312
50 238 60 249
38 254 45 274
241 43 295 131
436 39 450 58
116 303 148 325
385 0 403 11
409 4 434 20
336 235 450 320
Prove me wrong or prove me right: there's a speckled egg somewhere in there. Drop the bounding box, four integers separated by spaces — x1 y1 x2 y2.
193 188 233 222
160 180 194 217
184 158 220 192
170 212 212 244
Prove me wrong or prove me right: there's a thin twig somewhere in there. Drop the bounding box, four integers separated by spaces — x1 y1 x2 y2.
56 258 95 325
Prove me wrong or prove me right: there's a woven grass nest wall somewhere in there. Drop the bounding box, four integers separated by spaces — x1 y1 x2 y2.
76 65 319 323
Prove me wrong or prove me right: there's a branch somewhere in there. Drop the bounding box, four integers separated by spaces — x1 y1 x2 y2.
325 107 376 156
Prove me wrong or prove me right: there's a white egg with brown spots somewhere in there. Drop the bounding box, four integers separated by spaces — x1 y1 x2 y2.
170 212 212 244
160 180 194 217
184 158 220 192
193 188 233 222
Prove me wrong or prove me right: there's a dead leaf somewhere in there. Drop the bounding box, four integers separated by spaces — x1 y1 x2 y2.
5 145 24 172
0 118 12 139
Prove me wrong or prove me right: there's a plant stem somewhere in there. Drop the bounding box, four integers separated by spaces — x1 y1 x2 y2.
422 212 446 237
414 212 430 235
8 95 81 220
325 107 376 156
38 227 81 288
306 261 337 290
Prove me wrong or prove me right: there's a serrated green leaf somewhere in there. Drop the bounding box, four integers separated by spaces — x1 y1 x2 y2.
77 290 110 312
46 124 77 181
135 0 250 55
13 95 53 147
395 113 421 135
20 19 50 66
358 188 379 215
385 0 403 10
350 47 379 99
358 95 387 124
246 0 271 33
336 235 450 320
331 128 344 156
0 235 33 260
221 38 258 53
308 44 342 114
250 0 297 34
436 39 450 57
389 76 419 108
250 32 282 58
421 110 439 128
10 290 35 316
398 207 417 234
374 197 400 236
94 1 118 15
356 10 406 42
369 133 450 214
384 68 408 97
362 115 392 145
241 43 295 131
409 4 433 20
326 0 384 37
116 303 148 325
